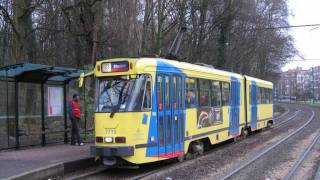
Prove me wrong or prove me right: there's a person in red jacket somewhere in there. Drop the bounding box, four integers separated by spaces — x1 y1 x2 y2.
69 94 83 146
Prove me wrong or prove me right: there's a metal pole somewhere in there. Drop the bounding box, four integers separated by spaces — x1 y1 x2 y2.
15 81 19 149
6 68 9 147
312 67 315 104
41 83 46 146
289 80 291 104
84 79 87 140
63 83 68 144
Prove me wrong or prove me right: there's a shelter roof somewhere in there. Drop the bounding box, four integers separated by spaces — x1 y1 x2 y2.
0 63 84 83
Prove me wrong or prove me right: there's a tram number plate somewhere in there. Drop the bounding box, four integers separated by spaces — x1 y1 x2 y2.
105 128 116 134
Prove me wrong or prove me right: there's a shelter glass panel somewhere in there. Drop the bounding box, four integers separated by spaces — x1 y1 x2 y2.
0 81 16 149
18 83 42 147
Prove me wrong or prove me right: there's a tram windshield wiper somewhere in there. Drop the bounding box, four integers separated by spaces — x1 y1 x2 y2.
110 81 129 118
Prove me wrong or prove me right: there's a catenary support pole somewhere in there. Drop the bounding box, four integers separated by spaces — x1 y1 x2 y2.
15 81 19 149
41 83 46 146
6 68 9 147
84 79 87 140
312 67 315 104
63 83 68 144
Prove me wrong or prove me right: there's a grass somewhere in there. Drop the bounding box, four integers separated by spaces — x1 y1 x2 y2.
296 101 320 107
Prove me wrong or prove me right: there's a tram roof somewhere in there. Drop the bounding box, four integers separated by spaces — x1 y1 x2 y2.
244 75 273 87
0 63 85 84
98 58 244 79
97 58 273 85
138 58 244 79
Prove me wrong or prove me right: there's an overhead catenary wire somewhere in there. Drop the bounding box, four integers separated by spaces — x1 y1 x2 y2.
289 59 320 61
248 23 320 31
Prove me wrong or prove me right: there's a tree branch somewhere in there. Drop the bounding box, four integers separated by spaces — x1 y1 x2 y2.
0 4 19 38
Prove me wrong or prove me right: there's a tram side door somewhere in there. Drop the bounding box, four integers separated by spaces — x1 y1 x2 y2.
250 82 258 130
156 74 170 157
172 76 184 156
157 74 184 158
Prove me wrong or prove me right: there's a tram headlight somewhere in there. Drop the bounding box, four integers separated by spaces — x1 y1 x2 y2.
104 137 113 143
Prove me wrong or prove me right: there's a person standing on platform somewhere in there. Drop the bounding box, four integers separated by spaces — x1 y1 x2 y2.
69 93 84 146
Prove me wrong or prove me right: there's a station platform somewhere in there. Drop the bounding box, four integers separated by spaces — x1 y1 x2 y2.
0 143 95 180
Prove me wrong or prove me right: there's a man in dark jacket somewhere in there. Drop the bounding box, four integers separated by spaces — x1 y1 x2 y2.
69 94 83 146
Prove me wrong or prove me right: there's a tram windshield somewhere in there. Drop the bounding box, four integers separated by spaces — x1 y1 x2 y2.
96 74 152 113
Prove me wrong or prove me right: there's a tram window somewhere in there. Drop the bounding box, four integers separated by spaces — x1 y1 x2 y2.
263 88 269 104
260 87 264 104
211 81 222 106
262 88 266 104
249 85 252 105
165 76 170 109
175 115 179 142
142 76 152 109
180 114 184 141
159 117 164 145
221 82 230 106
166 116 171 144
268 89 272 103
173 77 177 109
186 78 198 108
199 79 211 107
266 89 269 103
263 88 273 104
157 76 163 110
256 87 260 104
178 77 183 109
262 88 265 103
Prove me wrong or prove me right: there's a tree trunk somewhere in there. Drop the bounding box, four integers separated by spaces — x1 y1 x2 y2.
91 1 103 65
12 0 37 63
216 0 232 69
197 0 208 62
141 0 152 55
155 0 165 55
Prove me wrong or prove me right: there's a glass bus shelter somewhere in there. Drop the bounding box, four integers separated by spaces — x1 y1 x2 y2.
0 63 85 149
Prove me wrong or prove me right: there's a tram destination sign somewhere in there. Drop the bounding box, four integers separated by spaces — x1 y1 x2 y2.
101 61 129 73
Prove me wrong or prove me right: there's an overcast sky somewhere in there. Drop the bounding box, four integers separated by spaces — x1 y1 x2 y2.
282 0 320 71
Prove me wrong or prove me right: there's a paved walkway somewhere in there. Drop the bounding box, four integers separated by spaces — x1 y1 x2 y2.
0 143 93 179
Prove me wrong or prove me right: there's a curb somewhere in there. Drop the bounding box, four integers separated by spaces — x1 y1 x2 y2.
7 157 96 180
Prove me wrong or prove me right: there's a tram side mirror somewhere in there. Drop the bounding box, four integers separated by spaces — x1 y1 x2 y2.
79 73 85 88
79 71 94 88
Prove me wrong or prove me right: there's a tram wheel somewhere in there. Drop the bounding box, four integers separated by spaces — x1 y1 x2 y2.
241 128 248 139
267 121 273 129
191 140 204 155
177 155 185 162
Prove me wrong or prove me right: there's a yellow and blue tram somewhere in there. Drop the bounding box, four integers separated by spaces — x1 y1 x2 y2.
88 58 273 165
